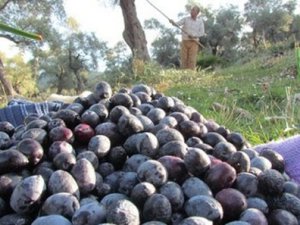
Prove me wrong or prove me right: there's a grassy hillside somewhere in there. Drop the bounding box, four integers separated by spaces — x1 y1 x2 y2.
153 49 300 145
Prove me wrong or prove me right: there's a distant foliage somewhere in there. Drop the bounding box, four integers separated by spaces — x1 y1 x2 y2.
1 54 37 96
244 0 297 48
197 54 223 69
144 18 180 68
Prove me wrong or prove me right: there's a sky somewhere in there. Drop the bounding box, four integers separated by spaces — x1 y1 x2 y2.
1 0 299 55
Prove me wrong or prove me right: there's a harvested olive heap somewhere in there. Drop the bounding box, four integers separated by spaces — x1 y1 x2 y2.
0 81 299 225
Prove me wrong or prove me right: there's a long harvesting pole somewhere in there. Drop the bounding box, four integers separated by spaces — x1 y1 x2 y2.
0 22 42 41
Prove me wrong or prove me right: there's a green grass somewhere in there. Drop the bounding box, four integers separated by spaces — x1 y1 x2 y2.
153 50 300 145
100 49 299 145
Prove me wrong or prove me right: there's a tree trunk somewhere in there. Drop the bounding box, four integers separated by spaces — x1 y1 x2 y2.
253 28 258 49
119 0 150 62
56 66 65 94
68 49 84 93
73 70 84 94
211 46 218 56
0 58 17 96
262 29 267 48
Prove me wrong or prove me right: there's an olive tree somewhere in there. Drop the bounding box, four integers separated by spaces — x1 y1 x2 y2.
204 5 243 59
0 57 16 96
38 29 108 94
291 15 300 42
104 41 131 74
1 53 37 96
0 0 66 96
244 0 296 48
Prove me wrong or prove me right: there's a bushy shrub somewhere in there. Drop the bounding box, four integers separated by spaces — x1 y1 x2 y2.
196 54 223 70
269 42 288 57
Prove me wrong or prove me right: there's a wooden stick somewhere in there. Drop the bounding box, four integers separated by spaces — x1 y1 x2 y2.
0 22 42 41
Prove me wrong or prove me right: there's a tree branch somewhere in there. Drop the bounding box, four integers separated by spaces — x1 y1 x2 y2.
0 0 12 11
0 34 21 44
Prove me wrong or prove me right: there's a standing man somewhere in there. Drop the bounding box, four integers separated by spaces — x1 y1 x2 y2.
170 6 205 70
